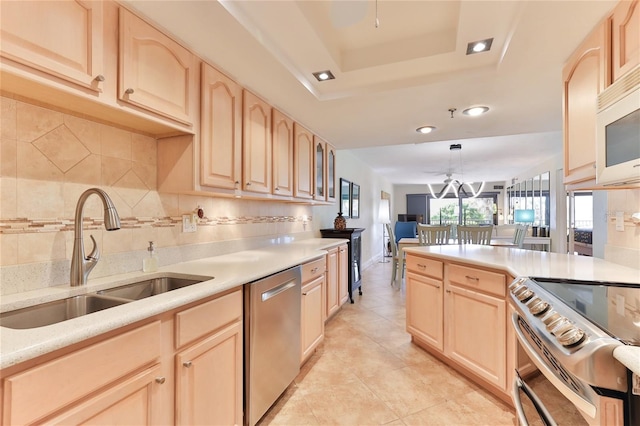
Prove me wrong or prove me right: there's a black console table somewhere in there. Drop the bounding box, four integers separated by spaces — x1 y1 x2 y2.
320 228 365 303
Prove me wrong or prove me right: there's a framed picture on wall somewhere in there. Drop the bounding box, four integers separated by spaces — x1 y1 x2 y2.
350 183 360 218
340 178 351 218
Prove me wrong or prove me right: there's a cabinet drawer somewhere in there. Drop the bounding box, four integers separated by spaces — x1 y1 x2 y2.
447 264 505 297
406 255 443 280
175 289 242 349
301 257 326 283
3 321 161 425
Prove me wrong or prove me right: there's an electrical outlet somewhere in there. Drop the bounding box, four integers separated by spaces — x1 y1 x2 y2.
615 211 624 232
182 214 196 233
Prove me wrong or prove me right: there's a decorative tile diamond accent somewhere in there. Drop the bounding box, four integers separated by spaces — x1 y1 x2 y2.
113 170 149 208
33 125 90 172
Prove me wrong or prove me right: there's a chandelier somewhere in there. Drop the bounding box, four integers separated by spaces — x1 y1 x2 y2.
428 144 485 199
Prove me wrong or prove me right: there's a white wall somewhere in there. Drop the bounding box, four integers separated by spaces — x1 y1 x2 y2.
312 150 394 268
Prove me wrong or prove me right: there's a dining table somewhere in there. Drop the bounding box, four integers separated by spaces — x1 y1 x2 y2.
397 236 551 253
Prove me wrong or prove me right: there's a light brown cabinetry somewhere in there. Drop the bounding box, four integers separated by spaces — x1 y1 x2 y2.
0 0 105 92
1 321 164 425
272 109 295 197
405 253 517 405
301 257 326 364
199 62 242 190
1 289 243 426
327 144 337 203
314 137 326 201
119 8 196 126
406 256 444 351
243 90 272 194
562 21 607 186
609 0 640 83
445 264 506 391
294 123 315 199
325 247 340 318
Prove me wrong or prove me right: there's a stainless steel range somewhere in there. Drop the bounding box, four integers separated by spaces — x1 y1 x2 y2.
509 276 640 426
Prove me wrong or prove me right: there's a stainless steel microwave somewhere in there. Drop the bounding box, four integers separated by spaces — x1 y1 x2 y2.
596 68 640 186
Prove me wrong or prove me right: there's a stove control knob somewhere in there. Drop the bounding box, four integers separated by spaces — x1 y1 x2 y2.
515 287 534 303
557 326 586 347
528 298 550 316
545 313 565 332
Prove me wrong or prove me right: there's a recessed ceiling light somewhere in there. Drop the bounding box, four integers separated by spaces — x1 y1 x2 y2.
312 70 335 81
466 38 493 55
462 106 490 116
416 126 436 134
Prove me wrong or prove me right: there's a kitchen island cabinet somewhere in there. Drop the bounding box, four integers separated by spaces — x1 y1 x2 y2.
405 256 444 351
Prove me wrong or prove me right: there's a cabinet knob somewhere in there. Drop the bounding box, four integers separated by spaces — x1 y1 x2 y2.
446 289 451 294
94 74 105 82
275 187 280 191
183 361 192 368
125 88 135 95
302 292 308 296
246 182 251 186
155 377 166 384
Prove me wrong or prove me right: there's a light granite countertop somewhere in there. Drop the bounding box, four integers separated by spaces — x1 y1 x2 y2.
0 238 347 369
404 245 640 377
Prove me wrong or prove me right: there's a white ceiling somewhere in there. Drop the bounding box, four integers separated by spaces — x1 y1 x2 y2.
124 0 618 184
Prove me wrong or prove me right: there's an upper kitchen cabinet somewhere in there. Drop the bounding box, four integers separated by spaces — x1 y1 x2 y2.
119 8 196 127
609 0 640 83
200 62 242 191
326 143 337 203
242 90 272 194
294 123 314 200
0 0 105 92
314 137 326 202
272 109 295 197
562 22 607 186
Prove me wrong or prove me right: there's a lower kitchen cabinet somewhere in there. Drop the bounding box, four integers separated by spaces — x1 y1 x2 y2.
325 247 340 319
301 275 325 365
405 253 516 405
175 321 243 425
300 257 326 364
337 244 349 306
0 289 243 426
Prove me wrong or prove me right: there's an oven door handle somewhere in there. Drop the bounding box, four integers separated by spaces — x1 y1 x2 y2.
511 313 597 418
513 371 558 426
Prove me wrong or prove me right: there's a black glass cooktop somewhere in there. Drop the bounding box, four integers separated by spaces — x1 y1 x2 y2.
531 277 640 345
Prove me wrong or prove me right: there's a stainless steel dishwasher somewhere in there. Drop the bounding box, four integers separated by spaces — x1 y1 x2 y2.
244 266 301 426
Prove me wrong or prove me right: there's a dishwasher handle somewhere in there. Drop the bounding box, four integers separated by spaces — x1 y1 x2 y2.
261 280 297 302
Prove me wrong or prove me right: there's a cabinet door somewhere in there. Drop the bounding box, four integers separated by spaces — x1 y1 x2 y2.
301 276 325 364
445 283 506 391
562 22 607 185
338 244 349 306
326 144 337 203
46 364 165 425
293 123 314 199
200 62 242 190
272 109 294 196
119 8 194 125
175 321 243 426
610 0 640 83
313 137 326 201
242 90 272 194
0 0 104 91
325 248 339 318
406 272 444 351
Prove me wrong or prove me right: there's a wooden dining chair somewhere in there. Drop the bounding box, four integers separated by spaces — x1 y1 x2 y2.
386 223 405 285
512 224 529 248
417 224 451 245
457 225 493 245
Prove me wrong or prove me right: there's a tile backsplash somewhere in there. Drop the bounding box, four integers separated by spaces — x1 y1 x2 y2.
0 96 312 295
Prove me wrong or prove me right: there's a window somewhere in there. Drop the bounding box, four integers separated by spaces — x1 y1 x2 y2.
428 194 497 225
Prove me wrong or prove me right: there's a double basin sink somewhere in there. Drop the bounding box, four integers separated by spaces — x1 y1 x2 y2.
0 275 212 330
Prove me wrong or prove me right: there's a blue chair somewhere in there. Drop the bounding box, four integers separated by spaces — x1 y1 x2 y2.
394 221 417 244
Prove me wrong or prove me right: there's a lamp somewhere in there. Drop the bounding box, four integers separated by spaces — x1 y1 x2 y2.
378 199 391 263
428 144 485 199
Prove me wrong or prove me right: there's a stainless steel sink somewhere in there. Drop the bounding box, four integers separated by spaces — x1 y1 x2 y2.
97 276 207 300
0 294 132 329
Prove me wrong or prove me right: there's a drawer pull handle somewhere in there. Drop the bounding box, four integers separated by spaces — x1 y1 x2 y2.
155 377 166 384
94 74 105 82
124 88 134 95
465 275 479 281
446 289 451 293
183 361 192 368
311 267 318 273
417 264 426 269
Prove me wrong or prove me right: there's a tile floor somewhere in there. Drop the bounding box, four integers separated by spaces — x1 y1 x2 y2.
259 260 520 425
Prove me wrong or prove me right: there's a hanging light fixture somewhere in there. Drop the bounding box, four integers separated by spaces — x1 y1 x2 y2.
428 144 485 199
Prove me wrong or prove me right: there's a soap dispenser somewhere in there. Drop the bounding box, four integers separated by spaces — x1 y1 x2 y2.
143 241 158 272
